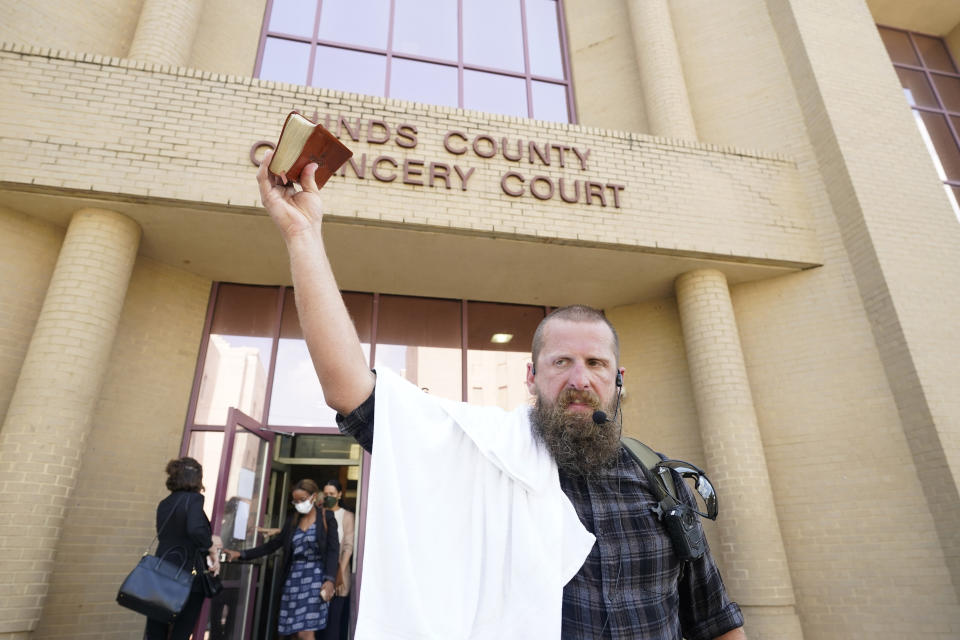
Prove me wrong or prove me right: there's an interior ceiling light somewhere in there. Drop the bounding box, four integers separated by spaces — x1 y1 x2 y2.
490 333 514 344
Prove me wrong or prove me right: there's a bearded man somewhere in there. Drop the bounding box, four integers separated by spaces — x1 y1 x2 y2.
256 155 745 640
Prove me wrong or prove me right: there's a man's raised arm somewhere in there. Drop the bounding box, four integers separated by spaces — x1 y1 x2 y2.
257 151 376 414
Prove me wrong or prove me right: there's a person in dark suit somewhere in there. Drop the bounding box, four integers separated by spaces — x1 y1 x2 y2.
224 479 339 640
145 456 221 640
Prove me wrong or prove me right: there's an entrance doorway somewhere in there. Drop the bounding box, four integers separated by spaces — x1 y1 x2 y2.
195 426 364 640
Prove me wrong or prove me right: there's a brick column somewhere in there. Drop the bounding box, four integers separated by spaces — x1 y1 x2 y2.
625 0 697 140
0 209 140 635
675 269 803 640
127 0 205 67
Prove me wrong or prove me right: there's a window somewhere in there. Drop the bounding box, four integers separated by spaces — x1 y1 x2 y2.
187 285 547 433
879 26 960 220
256 0 574 123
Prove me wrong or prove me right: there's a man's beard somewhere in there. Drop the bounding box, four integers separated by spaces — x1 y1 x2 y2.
531 388 621 479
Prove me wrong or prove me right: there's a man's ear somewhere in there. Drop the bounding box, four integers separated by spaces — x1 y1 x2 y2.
526 362 537 395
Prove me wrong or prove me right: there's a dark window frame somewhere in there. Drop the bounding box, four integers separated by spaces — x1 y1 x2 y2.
253 0 577 123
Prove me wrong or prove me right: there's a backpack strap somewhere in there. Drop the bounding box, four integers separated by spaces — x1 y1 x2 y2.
620 436 677 503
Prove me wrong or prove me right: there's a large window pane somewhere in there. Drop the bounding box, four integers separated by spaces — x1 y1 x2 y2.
317 0 390 49
464 69 527 117
918 111 960 181
897 68 939 108
187 431 225 521
260 37 311 85
375 296 462 402
393 0 457 62
915 34 958 73
463 0 524 72
194 285 279 425
313 46 386 95
931 73 960 112
878 27 919 66
526 0 564 79
531 79 568 122
466 302 542 410
390 58 459 107
268 292 372 427
268 0 317 38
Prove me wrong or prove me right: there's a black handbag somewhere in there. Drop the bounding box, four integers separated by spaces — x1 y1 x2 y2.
196 550 223 598
117 495 196 622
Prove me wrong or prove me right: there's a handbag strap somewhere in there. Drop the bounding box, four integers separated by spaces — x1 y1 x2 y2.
141 493 190 556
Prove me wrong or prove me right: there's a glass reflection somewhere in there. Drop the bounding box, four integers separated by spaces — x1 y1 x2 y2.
194 335 271 425
376 344 462 402
896 68 939 109
878 27 919 66
526 0 564 79
268 0 316 38
532 80 569 123
393 0 457 62
463 0 524 72
466 301 542 411
931 74 960 112
464 69 527 118
390 58 459 107
269 340 370 426
313 46 386 95
317 0 391 49
375 295 462 402
260 37 311 85
186 431 224 522
914 35 958 73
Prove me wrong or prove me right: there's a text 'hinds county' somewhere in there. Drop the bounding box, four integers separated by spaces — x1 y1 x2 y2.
254 112 627 208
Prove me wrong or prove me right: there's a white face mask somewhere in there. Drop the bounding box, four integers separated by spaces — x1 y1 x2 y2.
294 499 314 514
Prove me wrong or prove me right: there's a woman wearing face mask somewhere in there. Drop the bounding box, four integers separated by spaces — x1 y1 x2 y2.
320 479 355 640
224 479 338 639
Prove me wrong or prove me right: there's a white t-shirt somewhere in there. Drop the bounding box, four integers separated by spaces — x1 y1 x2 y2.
353 367 595 640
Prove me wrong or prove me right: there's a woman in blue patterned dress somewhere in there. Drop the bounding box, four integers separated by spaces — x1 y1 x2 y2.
224 479 339 639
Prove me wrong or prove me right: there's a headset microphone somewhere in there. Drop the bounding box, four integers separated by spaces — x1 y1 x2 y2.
592 410 608 425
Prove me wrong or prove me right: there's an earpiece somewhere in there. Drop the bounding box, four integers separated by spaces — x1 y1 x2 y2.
616 372 623 387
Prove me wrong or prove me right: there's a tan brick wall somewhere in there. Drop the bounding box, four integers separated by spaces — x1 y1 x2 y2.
763 4 960 639
190 0 266 77
625 0 697 139
0 207 63 423
127 0 204 66
0 209 141 633
0 0 140 59
563 0 649 133
0 45 819 268
665 1 960 637
32 257 210 639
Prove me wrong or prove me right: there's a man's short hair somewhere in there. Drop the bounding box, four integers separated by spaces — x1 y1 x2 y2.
531 305 620 369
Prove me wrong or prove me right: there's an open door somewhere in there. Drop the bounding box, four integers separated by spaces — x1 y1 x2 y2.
193 407 275 639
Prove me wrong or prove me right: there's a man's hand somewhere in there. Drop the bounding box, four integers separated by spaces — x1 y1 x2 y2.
257 150 324 242
223 549 242 562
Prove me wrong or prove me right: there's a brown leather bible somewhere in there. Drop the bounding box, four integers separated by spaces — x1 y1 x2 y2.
268 111 353 188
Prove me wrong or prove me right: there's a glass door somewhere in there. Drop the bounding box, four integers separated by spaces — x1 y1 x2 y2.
194 407 275 639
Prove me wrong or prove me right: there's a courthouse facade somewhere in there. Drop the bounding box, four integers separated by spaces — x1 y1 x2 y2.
2 1 960 638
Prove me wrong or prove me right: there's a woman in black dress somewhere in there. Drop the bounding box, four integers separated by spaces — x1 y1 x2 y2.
224 479 339 640
145 456 221 640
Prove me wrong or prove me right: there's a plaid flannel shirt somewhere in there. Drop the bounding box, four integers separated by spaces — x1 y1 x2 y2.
338 391 743 640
